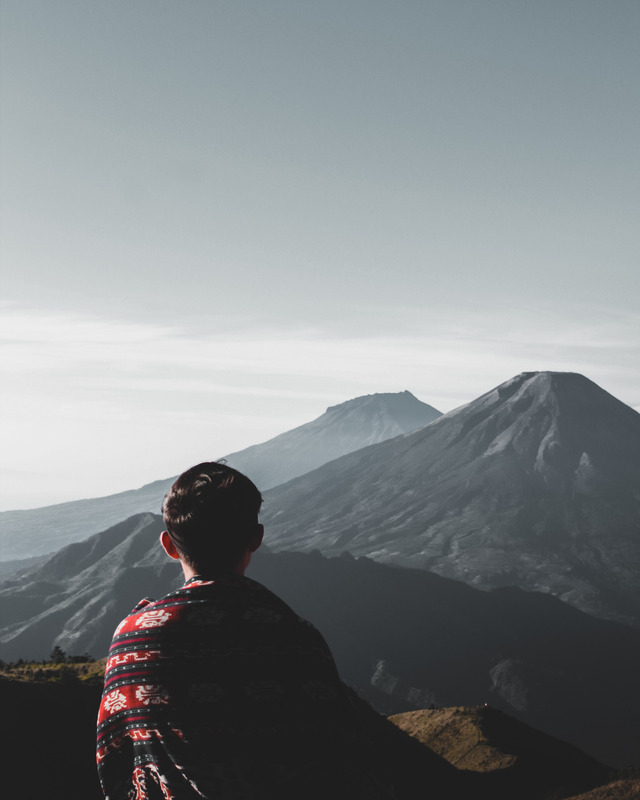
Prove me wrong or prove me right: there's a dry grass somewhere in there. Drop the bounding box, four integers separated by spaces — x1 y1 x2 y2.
564 778 640 800
390 705 517 772
0 656 106 684
389 705 613 800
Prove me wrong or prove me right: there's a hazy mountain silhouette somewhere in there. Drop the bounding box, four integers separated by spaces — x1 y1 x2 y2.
261 372 640 627
0 390 439 562
225 390 440 488
2 512 639 767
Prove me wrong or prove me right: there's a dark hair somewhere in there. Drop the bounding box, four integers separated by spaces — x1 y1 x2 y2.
161 461 263 574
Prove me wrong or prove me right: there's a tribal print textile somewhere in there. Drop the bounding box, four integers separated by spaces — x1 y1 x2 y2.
97 575 393 800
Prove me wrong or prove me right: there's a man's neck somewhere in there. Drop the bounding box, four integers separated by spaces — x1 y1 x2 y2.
179 559 248 583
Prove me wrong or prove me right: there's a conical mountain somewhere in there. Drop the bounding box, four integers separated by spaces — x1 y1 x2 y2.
225 389 440 488
262 372 640 626
0 391 440 562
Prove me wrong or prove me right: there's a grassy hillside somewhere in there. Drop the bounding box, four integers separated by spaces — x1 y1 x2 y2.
0 653 106 685
565 778 640 800
390 706 612 800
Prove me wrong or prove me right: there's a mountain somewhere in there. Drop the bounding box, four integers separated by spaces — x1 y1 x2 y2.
0 390 440 562
0 515 174 659
260 372 640 627
224 390 441 488
2 512 640 767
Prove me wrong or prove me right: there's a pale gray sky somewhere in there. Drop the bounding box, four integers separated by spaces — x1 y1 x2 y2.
1 1 638 509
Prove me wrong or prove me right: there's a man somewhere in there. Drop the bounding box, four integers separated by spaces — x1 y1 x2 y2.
97 461 395 799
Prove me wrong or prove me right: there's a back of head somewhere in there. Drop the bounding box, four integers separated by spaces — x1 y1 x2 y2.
161 461 263 575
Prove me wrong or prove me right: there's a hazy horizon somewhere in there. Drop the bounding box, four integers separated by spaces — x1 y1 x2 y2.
1 1 638 510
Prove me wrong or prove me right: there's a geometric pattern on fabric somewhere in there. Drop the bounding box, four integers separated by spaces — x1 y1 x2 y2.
97 575 395 799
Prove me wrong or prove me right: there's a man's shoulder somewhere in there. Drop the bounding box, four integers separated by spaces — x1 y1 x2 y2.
180 574 314 629
109 574 313 641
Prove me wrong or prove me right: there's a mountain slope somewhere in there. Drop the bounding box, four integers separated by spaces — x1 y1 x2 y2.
261 372 640 626
565 779 640 800
2 512 640 767
224 390 440 488
0 390 440 561
390 706 610 799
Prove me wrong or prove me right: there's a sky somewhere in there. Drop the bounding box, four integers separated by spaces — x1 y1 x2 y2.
1 0 638 510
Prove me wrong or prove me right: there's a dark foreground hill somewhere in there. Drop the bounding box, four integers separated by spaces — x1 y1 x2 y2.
2 513 639 767
0 390 439 562
0 674 104 799
0 664 613 800
261 372 640 627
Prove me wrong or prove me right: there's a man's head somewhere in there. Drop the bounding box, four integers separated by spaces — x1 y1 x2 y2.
161 461 263 576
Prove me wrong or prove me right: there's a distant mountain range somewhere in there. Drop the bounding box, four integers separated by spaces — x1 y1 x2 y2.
2 371 639 628
261 372 640 627
2 512 639 768
0 390 440 562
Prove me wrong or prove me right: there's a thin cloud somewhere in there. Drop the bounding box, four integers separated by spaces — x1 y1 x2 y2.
1 306 638 408
1 306 638 509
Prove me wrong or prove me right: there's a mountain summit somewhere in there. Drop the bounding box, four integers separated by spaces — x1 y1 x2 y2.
0 391 440 561
224 390 441 490
262 372 640 626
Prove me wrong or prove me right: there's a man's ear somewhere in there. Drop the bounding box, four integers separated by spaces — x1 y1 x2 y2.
249 524 264 553
160 531 181 560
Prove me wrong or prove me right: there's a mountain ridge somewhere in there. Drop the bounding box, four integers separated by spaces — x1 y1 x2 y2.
0 390 440 561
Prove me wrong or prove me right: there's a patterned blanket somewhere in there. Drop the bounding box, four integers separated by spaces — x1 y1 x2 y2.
97 575 394 799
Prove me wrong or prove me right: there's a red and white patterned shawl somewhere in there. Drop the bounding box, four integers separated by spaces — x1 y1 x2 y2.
97 575 394 800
